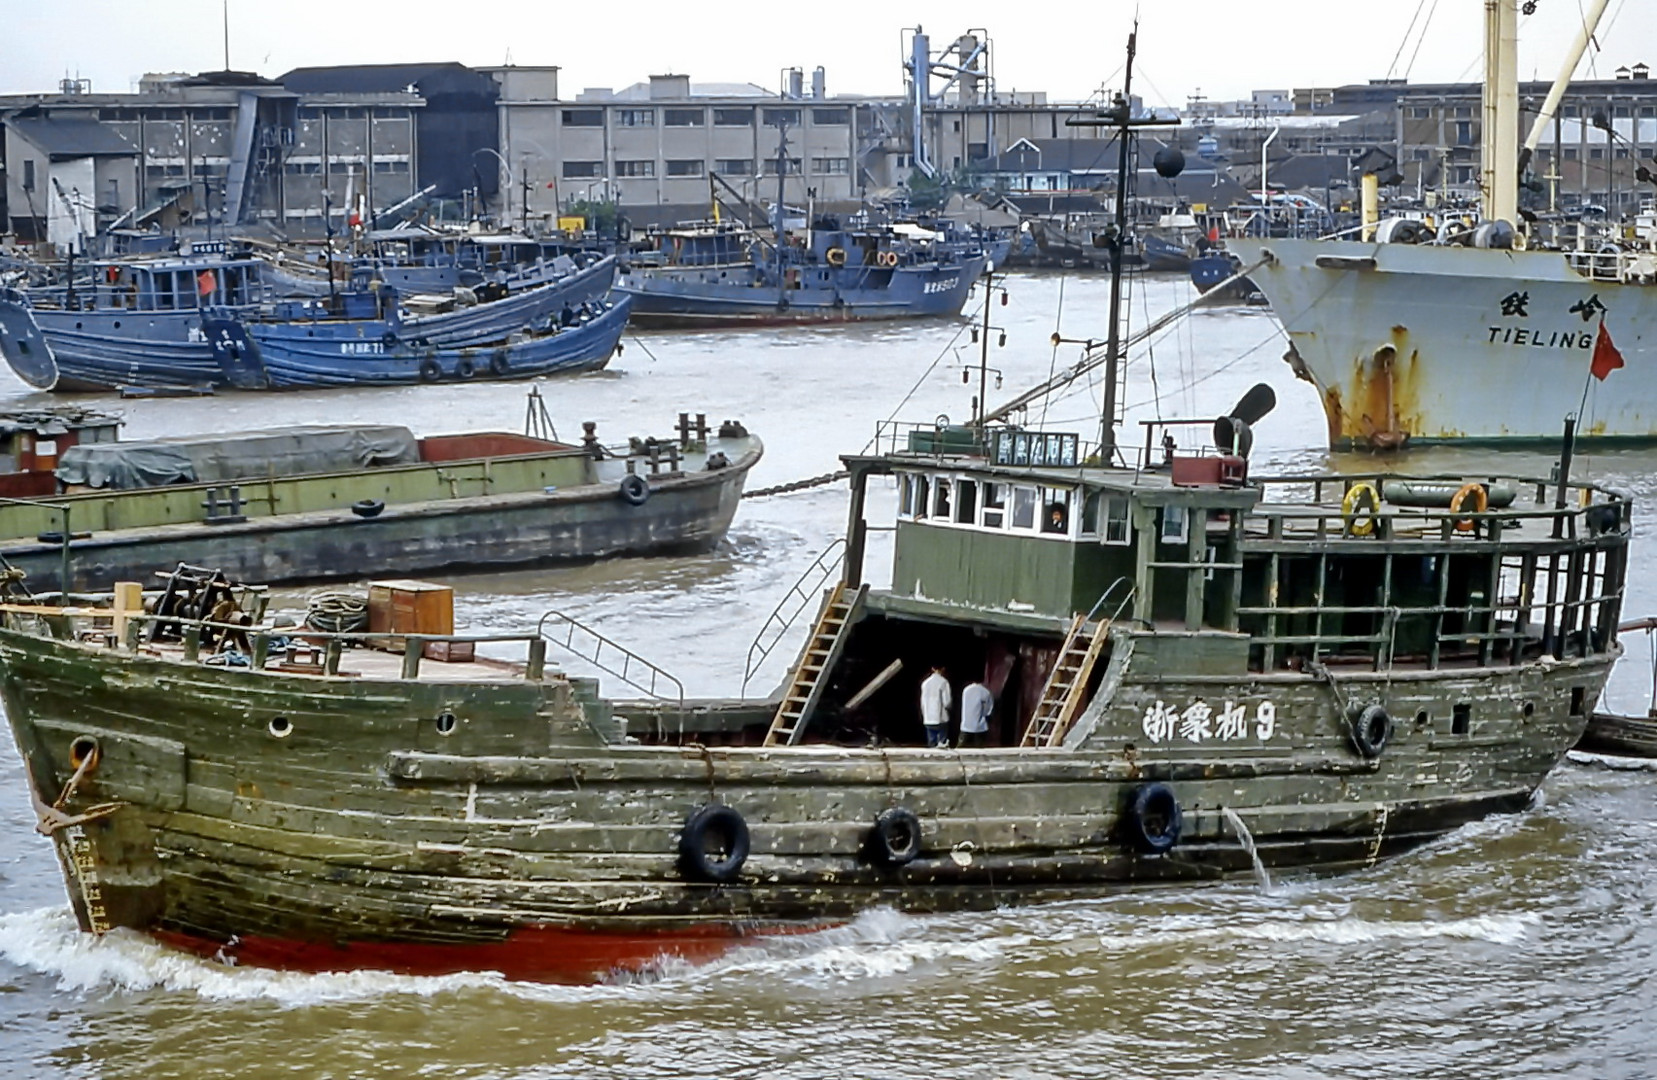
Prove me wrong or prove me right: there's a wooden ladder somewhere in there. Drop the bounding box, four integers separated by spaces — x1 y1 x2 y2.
763 581 867 746
1020 614 1111 748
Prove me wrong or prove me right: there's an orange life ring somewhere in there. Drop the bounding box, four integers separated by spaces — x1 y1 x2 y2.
880 250 898 268
1448 482 1488 532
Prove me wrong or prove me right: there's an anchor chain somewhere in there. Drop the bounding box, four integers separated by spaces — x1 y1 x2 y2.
742 469 850 500
34 742 124 837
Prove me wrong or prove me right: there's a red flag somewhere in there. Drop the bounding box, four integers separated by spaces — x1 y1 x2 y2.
196 269 217 297
1591 320 1625 381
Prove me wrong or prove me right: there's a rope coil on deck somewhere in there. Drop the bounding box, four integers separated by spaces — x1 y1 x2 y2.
306 591 370 634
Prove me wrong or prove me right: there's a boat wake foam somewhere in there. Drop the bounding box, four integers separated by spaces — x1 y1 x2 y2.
1567 749 1657 772
1095 909 1540 953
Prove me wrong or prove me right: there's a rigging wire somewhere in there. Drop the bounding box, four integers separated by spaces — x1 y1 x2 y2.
1038 276 1067 429
1386 0 1436 82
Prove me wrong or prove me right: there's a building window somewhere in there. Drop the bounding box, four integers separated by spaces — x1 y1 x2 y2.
1409 106 1430 119
811 157 849 175
562 109 604 127
1564 147 1579 159
1590 147 1605 160
616 108 655 127
761 157 802 175
714 158 754 175
713 107 753 126
812 107 849 126
665 159 704 177
663 108 704 127
762 108 801 127
615 159 655 177
1455 121 1473 146
22 159 35 192
562 161 604 178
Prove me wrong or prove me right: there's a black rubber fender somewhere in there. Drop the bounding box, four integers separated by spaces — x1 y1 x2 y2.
1124 782 1183 855
619 473 650 506
417 357 442 383
351 499 385 519
489 350 511 377
1351 703 1392 758
866 806 922 868
678 803 749 883
455 357 477 379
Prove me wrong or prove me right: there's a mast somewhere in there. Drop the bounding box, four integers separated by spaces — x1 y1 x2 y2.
1481 0 1519 224
1099 30 1137 459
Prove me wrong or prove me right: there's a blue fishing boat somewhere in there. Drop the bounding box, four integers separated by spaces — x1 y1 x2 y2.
0 245 618 391
616 220 985 328
201 292 629 390
1189 250 1264 303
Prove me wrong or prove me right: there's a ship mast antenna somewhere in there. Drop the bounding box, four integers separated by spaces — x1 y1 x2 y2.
1067 25 1180 461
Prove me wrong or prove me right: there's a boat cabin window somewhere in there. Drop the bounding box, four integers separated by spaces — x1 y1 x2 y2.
982 483 1005 528
1104 495 1131 545
1040 486 1072 535
1011 486 1037 530
152 270 176 311
1080 490 1102 537
954 480 978 524
933 478 952 518
1160 504 1188 544
911 475 929 518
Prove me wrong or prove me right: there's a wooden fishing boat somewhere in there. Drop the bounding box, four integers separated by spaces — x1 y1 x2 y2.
1576 616 1657 757
0 35 1628 984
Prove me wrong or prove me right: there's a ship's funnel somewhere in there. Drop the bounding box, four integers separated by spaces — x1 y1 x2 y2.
1213 383 1276 456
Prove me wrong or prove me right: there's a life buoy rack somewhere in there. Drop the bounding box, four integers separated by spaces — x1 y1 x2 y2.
1448 482 1488 533
826 246 847 267
417 357 443 383
619 473 650 506
1124 782 1183 855
1350 703 1392 758
1342 481 1382 537
865 806 922 868
678 803 750 883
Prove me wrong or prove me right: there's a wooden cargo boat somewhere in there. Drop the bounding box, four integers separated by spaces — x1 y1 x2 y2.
0 412 760 593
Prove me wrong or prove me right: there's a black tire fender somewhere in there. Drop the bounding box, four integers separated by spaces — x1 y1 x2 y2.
619 473 650 506
678 803 749 883
1125 782 1183 855
1351 703 1392 758
455 357 477 379
351 499 385 519
489 350 511 377
417 357 442 383
866 806 922 868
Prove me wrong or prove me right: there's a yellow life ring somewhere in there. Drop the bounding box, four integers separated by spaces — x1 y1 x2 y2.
879 250 897 268
1341 481 1381 537
1448 482 1488 533
826 246 847 267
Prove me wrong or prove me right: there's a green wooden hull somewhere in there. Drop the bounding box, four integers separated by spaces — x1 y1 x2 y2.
0 612 1607 982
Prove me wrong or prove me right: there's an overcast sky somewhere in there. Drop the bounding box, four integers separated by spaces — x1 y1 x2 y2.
3 0 1649 107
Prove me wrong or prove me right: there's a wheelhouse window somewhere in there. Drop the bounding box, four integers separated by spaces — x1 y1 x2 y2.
1081 490 1102 536
982 483 1005 528
1041 487 1073 535
911 475 930 518
932 478 953 519
1011 486 1037 530
1160 504 1188 544
1104 495 1130 545
954 480 978 524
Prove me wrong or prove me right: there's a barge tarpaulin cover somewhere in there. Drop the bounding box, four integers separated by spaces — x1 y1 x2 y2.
55 425 419 490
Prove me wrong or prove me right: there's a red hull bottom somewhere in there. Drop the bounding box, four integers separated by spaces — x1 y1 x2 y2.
150 922 829 983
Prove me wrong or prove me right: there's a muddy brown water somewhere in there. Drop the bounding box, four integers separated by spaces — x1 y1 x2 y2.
1 271 1654 1078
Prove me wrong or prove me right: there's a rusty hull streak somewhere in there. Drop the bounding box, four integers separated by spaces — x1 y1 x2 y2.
1325 326 1427 449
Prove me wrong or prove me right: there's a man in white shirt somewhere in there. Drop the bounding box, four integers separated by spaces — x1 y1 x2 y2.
919 665 952 748
960 680 992 748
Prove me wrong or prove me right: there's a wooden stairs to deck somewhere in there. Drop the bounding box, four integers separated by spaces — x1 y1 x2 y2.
762 581 868 746
1019 613 1111 747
